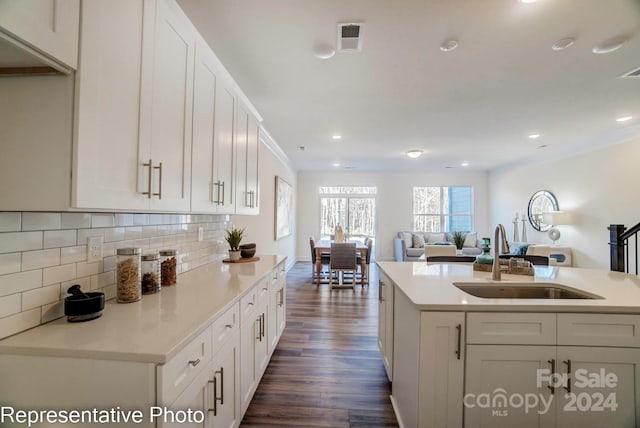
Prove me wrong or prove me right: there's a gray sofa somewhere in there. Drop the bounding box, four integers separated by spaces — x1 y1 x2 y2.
394 231 483 261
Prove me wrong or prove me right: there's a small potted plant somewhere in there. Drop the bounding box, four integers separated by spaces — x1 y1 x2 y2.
225 227 245 262
452 231 466 256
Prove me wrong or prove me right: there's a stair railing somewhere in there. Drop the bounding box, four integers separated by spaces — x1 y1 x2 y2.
609 223 640 274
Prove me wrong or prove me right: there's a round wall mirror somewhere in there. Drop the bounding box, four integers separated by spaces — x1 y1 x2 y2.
527 190 559 232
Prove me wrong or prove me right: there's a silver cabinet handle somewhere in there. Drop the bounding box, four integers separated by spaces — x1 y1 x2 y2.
279 288 284 307
216 367 224 405
208 377 218 416
455 324 462 360
563 360 572 393
225 324 233 329
220 181 226 205
188 358 200 367
547 359 556 394
256 316 262 341
142 159 153 198
213 181 222 205
260 313 265 339
153 162 162 199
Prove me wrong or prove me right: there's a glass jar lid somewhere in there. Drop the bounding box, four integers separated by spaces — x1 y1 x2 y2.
142 253 159 261
117 247 141 255
159 249 177 256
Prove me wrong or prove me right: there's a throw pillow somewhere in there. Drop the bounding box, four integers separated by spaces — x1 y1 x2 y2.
463 232 477 248
401 232 412 249
412 233 426 248
426 232 445 243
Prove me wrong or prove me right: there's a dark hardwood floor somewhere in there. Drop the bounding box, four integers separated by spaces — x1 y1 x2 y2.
241 262 398 427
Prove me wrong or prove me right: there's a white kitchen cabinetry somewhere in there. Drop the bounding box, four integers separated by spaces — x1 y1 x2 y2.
377 272 394 381
235 103 260 215
162 362 211 428
138 0 193 212
465 313 640 428
212 78 237 214
268 264 286 352
73 0 149 210
209 331 240 428
0 0 79 71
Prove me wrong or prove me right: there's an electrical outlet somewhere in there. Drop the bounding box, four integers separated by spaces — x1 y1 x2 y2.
87 236 103 263
198 227 204 242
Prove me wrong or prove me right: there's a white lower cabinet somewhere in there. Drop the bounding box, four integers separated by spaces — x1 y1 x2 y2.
209 331 240 428
378 272 394 381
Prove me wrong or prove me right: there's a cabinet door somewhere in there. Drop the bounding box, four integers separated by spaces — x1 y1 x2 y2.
465 345 556 428
161 361 211 428
210 334 240 428
73 0 148 210
268 286 279 352
190 41 218 213
245 116 260 214
234 105 249 214
276 282 286 337
420 312 465 428
0 0 79 69
555 347 640 428
240 314 258 414
255 305 270 378
213 82 236 214
383 277 394 381
378 275 389 380
141 0 193 212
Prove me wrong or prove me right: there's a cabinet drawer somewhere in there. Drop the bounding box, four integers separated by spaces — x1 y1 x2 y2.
212 303 240 353
558 313 640 347
240 287 258 322
467 313 556 345
158 327 212 405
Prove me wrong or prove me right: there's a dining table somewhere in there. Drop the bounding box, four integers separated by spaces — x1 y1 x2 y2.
314 239 368 286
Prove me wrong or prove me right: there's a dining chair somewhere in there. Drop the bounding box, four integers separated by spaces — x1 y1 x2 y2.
310 237 330 282
329 243 357 290
359 237 373 285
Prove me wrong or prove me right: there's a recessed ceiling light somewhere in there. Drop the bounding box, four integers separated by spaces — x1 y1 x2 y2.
528 134 541 139
552 38 575 51
461 162 470 167
332 135 342 140
406 150 424 159
592 36 628 54
440 40 458 52
332 162 341 167
616 116 632 122
312 44 336 59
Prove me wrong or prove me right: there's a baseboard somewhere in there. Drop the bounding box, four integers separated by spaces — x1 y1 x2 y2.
390 395 405 428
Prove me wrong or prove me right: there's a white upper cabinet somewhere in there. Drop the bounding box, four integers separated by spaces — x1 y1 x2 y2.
73 0 148 211
138 0 194 212
235 104 260 215
0 0 79 71
213 78 237 214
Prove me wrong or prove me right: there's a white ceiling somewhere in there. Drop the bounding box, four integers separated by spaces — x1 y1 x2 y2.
178 0 640 171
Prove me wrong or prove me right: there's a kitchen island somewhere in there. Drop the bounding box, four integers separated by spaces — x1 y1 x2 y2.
376 261 640 428
0 255 287 428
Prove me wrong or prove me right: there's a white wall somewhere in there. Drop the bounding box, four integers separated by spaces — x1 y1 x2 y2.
297 170 490 261
489 137 640 269
232 140 297 270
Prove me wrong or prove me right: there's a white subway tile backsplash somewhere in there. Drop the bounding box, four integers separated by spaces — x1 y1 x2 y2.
0 231 42 254
0 212 21 232
0 308 40 339
42 301 64 323
115 214 134 227
22 212 61 231
0 210 226 337
43 264 76 286
61 245 86 264
91 214 115 228
61 213 91 229
0 294 21 318
0 270 42 297
0 253 21 275
22 284 61 311
76 261 101 277
22 249 60 271
44 230 77 249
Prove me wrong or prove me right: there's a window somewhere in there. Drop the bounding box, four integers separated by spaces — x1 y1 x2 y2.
413 186 473 232
319 186 376 243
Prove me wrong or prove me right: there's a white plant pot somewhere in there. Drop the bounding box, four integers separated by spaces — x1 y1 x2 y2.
456 249 463 256
229 250 241 262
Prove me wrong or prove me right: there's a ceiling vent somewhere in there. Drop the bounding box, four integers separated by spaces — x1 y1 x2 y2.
620 66 640 78
337 23 364 52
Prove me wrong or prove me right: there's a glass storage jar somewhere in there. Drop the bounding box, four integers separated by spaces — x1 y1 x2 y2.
160 249 178 286
116 247 141 303
141 253 161 295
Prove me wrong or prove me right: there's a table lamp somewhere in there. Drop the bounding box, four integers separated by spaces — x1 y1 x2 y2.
542 211 571 245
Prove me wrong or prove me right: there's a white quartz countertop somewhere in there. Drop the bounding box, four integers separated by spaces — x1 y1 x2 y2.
377 261 640 313
0 255 287 363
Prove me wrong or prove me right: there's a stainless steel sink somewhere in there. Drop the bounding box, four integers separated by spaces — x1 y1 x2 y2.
453 282 604 299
